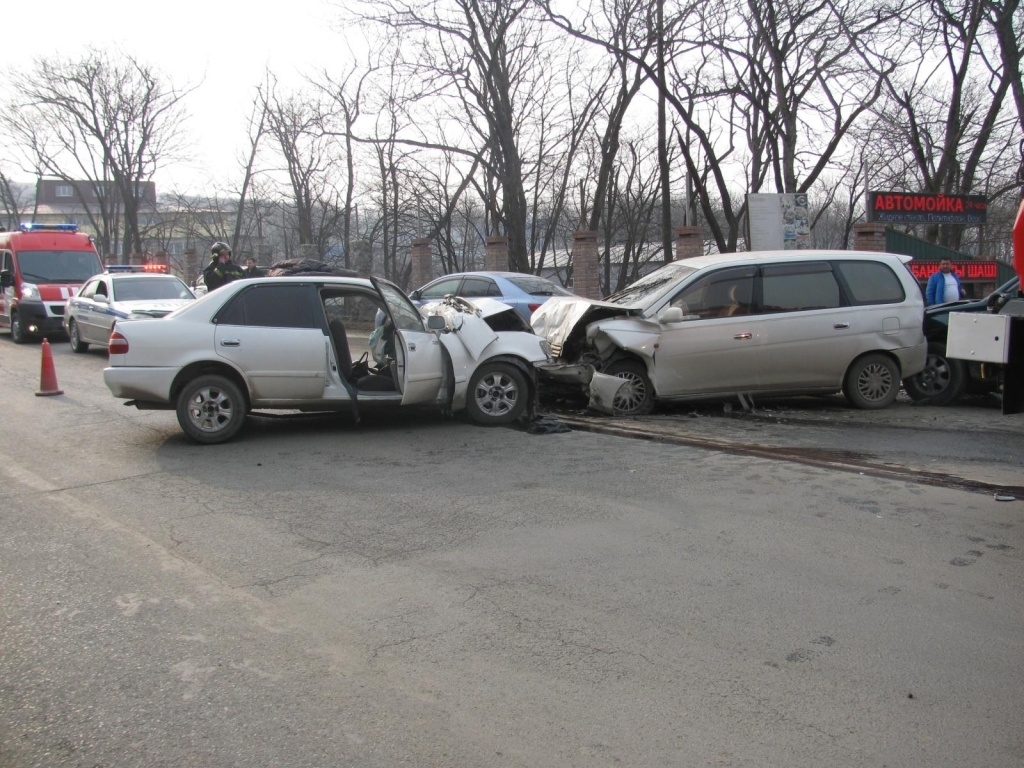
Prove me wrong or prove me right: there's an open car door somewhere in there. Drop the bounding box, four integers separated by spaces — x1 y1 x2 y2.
373 278 444 403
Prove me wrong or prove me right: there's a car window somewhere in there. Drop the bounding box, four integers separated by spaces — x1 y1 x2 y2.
112 277 193 302
504 275 570 296
216 284 319 328
461 277 501 297
374 279 426 333
419 277 462 300
760 262 840 313
79 278 101 299
833 261 905 305
94 279 109 298
667 267 755 319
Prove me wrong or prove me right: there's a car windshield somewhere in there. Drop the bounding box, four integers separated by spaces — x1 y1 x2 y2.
504 275 572 297
15 250 101 283
603 262 699 307
112 277 193 302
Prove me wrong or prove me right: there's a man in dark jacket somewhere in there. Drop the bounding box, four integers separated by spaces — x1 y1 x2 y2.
203 242 244 291
242 257 265 278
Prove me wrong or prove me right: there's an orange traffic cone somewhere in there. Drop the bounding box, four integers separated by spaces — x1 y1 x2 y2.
35 339 64 397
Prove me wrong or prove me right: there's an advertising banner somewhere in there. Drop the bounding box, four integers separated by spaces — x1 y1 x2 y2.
746 193 812 250
867 192 987 225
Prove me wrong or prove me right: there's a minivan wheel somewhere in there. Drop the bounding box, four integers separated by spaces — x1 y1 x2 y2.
903 343 965 406
175 374 247 444
68 320 89 353
10 311 26 344
606 359 655 416
844 353 900 410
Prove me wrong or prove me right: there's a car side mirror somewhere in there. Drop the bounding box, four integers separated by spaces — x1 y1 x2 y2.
426 315 447 332
658 306 686 324
94 295 109 303
409 289 422 300
987 292 1007 312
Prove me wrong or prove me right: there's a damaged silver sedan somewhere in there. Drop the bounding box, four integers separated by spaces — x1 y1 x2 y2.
530 251 927 416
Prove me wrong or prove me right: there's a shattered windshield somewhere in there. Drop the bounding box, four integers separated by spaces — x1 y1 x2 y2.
15 250 102 283
603 262 699 308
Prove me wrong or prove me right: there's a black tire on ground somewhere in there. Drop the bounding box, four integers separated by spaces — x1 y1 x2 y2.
605 359 655 416
902 343 965 405
10 311 26 344
175 374 247 444
843 353 900 410
68 320 89 353
465 362 529 425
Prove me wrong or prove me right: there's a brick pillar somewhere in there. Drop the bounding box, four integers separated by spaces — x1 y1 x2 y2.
185 248 198 285
485 235 508 271
675 226 704 260
410 238 432 291
853 222 888 252
572 230 601 299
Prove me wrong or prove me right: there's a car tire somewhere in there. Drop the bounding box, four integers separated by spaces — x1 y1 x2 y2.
175 374 247 445
68 320 89 353
466 362 529 425
10 311 26 344
903 343 965 405
605 359 655 416
843 353 900 410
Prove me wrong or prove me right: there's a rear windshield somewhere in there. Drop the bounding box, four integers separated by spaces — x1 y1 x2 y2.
15 250 102 283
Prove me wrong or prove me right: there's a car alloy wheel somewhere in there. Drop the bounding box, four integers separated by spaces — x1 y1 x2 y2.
903 343 965 406
175 374 247 444
68 320 89 353
605 359 655 416
467 362 528 425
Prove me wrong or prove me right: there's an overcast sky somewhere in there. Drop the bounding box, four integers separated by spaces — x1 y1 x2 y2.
0 0 355 193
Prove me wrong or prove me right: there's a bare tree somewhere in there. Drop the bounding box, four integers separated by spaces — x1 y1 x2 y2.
5 49 190 259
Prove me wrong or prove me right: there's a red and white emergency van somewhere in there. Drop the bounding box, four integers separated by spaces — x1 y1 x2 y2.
0 223 104 343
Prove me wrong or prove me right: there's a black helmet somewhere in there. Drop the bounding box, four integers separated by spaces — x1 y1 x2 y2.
211 241 231 258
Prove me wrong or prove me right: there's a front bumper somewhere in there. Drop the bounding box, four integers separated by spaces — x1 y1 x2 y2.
534 361 626 415
18 299 67 335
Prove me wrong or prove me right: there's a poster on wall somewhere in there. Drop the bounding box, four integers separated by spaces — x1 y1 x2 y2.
746 193 812 250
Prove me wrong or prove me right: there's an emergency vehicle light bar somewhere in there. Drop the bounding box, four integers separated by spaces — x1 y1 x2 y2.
105 264 169 273
19 222 79 233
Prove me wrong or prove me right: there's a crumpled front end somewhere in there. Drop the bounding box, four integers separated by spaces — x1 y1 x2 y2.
530 297 652 414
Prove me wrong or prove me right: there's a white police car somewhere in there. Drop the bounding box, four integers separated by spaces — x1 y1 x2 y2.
64 266 196 352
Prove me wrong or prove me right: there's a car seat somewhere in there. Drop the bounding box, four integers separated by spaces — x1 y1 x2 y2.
329 317 395 391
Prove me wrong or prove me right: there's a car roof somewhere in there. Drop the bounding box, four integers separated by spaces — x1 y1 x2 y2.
673 250 913 269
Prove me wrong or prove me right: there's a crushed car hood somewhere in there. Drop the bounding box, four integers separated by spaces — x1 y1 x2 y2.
530 296 641 355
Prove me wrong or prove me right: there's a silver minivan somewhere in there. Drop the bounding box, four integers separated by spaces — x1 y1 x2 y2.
531 251 927 415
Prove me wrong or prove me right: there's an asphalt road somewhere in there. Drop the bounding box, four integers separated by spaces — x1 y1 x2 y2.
1 336 1022 767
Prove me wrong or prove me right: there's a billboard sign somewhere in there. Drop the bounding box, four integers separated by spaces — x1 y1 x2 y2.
867 192 987 225
746 193 812 250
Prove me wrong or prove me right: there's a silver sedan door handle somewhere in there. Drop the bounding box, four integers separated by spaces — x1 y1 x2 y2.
220 339 241 347
733 332 752 340
833 323 850 329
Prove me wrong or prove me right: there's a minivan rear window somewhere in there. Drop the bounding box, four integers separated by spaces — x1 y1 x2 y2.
834 261 906 305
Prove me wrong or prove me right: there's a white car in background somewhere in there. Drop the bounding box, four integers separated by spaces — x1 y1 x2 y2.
64 267 196 352
104 275 552 444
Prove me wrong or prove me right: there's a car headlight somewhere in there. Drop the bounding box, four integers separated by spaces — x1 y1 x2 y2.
20 282 39 300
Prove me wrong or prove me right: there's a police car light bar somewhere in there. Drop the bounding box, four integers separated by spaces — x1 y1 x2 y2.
105 264 169 273
19 222 79 233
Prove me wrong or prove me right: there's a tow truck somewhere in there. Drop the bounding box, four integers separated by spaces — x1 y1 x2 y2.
945 199 1024 414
